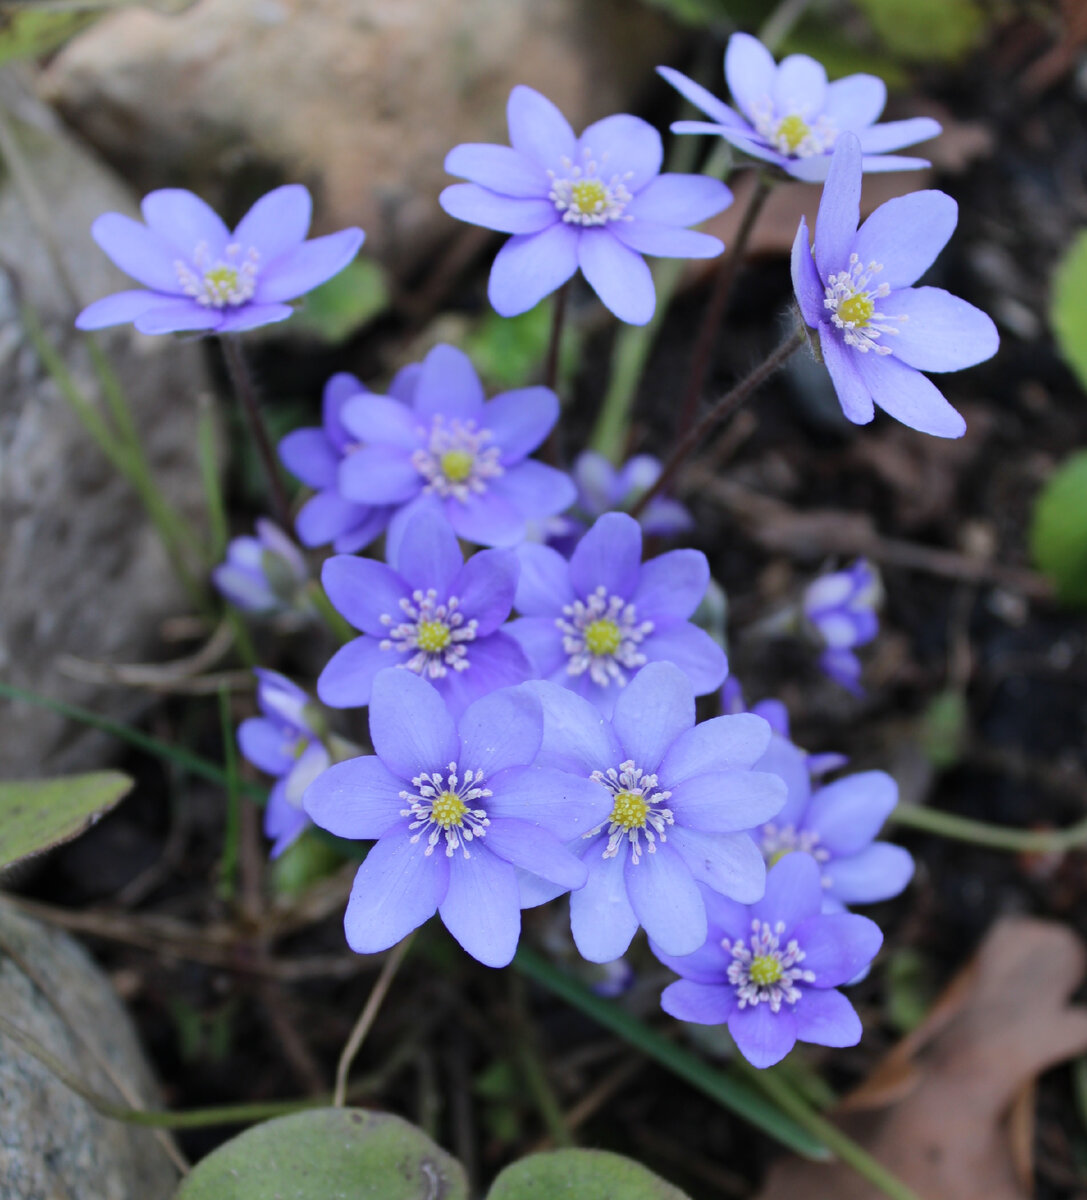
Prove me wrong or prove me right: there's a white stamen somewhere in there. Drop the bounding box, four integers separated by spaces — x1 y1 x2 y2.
175 240 260 308
823 254 907 355
548 147 634 226
724 918 816 1012
399 761 491 858
586 759 674 865
750 99 838 159
557 585 653 688
379 588 478 679
411 416 504 501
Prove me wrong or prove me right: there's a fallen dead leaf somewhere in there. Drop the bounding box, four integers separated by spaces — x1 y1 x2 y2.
755 917 1087 1200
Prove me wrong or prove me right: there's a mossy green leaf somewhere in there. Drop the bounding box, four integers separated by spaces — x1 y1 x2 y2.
1031 450 1087 606
852 0 986 62
293 259 390 345
1050 230 1087 392
0 9 98 65
175 1109 468 1200
0 771 132 869
488 1149 692 1200
919 689 968 769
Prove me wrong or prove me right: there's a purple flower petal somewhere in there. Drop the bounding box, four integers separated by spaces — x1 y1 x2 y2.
444 143 550 198
756 735 812 830
322 556 409 635
852 350 966 438
141 188 230 258
823 75 886 129
752 852 823 934
439 183 558 234
295 492 366 548
612 221 723 259
215 303 293 333
333 505 393 554
447 488 525 547
506 616 567 678
316 636 393 708
279 428 338 487
632 549 709 624
851 190 957 290
238 716 292 776
818 327 876 424
232 183 311 261
656 65 747 130
669 827 766 903
791 217 824 327
264 782 309 858
485 817 587 890
568 511 642 600
339 393 419 451
578 114 662 191
805 770 897 854
526 680 623 776
794 912 882 986
343 834 449 954
438 633 533 718
413 343 486 423
457 686 542 777
578 231 655 325
729 1002 797 1068
338 445 421 504
255 228 364 302
489 461 577 521
628 173 733 225
514 543 576 615
323 371 367 444
302 755 407 839
369 668 460 779
391 506 463 596
611 661 694 771
134 302 223 334
487 764 612 839
671 770 786 833
483 386 558 463
284 740 331 809
856 117 942 155
75 289 177 330
814 134 862 278
507 84 577 170
570 849 640 963
889 287 999 372
439 848 521 967
792 987 862 1047
857 153 932 173
661 979 737 1024
641 624 728 695
772 54 827 116
725 33 777 123
488 223 580 317
451 548 519 635
626 843 706 956
652 920 735 983
826 842 914 904
661 714 773 784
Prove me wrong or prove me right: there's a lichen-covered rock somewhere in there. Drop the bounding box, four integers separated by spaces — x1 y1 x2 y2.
0 897 178 1199
39 0 677 273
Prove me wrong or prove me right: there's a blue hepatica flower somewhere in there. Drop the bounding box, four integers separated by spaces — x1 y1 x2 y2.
660 32 941 182
212 518 309 615
303 669 609 967
238 670 329 858
792 133 999 437
440 85 733 325
76 185 364 335
332 343 575 548
654 853 882 1068
802 558 880 694
508 512 728 717
317 505 531 718
527 661 787 962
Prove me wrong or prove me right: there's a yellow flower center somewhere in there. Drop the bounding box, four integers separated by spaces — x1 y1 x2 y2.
836 291 875 328
767 847 793 868
609 789 649 831
440 449 475 483
571 179 608 216
777 114 811 153
415 620 452 653
748 954 785 987
430 790 468 829
203 265 241 301
583 617 622 657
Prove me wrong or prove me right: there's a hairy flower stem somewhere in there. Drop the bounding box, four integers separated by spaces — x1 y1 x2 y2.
676 174 773 440
541 282 570 464
220 336 293 529
630 322 804 520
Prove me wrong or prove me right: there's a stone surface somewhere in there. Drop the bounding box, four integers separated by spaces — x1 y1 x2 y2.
0 897 178 1199
39 0 676 273
0 74 214 777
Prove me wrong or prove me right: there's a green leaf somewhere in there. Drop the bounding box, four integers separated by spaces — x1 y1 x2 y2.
0 771 132 869
852 0 986 62
175 1108 468 1200
292 259 389 345
462 303 552 391
919 689 968 769
1050 230 1087 392
0 8 98 64
489 1149 692 1200
1031 450 1087 606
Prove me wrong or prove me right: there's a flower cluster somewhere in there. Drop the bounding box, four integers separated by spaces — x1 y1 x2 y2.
803 559 881 694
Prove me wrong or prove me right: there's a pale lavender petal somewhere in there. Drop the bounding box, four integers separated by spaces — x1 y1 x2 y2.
215 303 293 332
439 184 558 234
279 428 337 487
444 143 550 197
670 770 786 833
75 289 176 330
457 685 542 777
264 782 309 858
343 835 448 954
322 556 408 635
652 920 734 983
851 190 957 290
238 717 292 776
641 624 728 695
332 506 393 554
447 489 525 547
805 770 897 854
772 54 827 117
656 65 746 129
819 326 876 424
232 184 311 261
451 548 518 635
489 461 577 521
671 123 785 170
756 734 811 830
338 445 420 504
507 84 577 170
256 228 365 302
820 647 864 693
823 75 887 130
282 740 330 808
578 114 662 191
525 680 622 775
518 870 568 910
134 302 223 334
339 393 419 451
570 849 640 963
483 386 558 463
725 33 777 123
295 492 364 548
369 668 460 779
568 511 642 600
632 549 708 623
792 988 862 1047
486 765 611 839
703 882 760 938
661 979 736 1025
611 661 694 771
889 287 999 372
641 497 694 537
626 843 706 956
814 134 862 279
438 634 533 717
514 543 575 614
826 842 914 904
302 755 406 839
661 714 772 784
413 343 486 423
317 636 394 708
488 223 580 317
323 371 367 443
793 912 882 986
628 172 733 225
856 117 942 155
612 221 723 259
752 852 822 934
729 1003 797 1068
669 827 766 903
141 188 229 258
439 848 520 967
485 817 587 890
578 231 655 326
790 217 824 327
392 505 463 595
858 154 932 173
853 351 966 438
388 363 422 404
505 617 566 678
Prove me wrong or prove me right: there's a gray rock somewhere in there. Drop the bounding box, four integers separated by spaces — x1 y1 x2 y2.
0 74 215 777
0 897 178 1199
39 0 677 273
